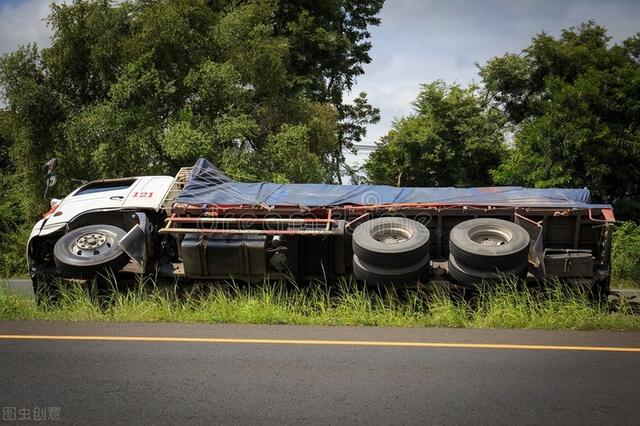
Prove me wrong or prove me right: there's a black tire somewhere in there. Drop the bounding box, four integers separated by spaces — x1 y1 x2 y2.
53 224 130 276
448 255 527 287
449 218 530 269
353 254 429 285
352 217 430 267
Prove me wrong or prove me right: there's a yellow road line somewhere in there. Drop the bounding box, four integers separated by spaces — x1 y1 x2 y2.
0 334 639 352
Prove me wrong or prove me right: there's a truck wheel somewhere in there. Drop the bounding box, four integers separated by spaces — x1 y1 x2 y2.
448 255 527 287
449 218 530 269
352 217 430 267
53 224 130 276
353 254 429 285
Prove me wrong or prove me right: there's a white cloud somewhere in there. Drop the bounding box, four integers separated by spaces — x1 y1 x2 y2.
0 0 53 55
563 1 640 41
346 0 640 169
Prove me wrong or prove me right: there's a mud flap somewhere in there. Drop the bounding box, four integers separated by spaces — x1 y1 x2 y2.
514 214 545 281
119 224 147 268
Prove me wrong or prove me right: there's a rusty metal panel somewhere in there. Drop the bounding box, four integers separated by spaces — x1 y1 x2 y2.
515 214 544 280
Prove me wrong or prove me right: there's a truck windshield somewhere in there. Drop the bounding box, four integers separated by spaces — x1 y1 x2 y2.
74 179 136 196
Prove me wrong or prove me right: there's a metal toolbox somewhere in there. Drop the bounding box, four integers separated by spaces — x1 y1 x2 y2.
543 249 593 278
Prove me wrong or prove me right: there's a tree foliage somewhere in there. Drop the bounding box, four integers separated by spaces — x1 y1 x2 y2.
365 21 640 219
0 0 383 275
0 0 383 210
365 81 507 187
612 221 640 286
481 21 640 204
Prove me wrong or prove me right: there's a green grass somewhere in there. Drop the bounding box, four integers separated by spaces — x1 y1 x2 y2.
1 277 639 330
612 278 640 289
612 221 640 288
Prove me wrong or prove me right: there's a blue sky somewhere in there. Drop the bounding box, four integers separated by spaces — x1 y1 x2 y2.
1 0 639 166
344 0 640 165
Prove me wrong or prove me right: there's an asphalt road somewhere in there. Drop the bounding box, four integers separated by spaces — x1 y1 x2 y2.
2 279 34 295
1 321 640 425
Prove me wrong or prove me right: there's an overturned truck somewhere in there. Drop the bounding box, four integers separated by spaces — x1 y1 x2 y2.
28 159 616 294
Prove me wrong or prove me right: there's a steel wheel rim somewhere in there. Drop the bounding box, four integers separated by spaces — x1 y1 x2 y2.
370 225 413 244
71 231 115 258
468 226 512 247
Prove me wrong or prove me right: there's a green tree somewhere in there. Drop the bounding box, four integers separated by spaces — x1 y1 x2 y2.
0 0 385 200
481 21 640 205
336 92 380 183
271 0 384 182
0 110 10 172
0 111 30 276
365 81 507 187
0 0 384 276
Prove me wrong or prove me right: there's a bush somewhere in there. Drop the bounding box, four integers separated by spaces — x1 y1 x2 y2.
612 221 640 287
0 226 30 279
0 173 30 278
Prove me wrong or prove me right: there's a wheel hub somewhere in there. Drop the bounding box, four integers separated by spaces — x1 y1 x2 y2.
72 231 114 257
470 230 511 247
76 233 107 250
477 236 506 246
372 229 412 244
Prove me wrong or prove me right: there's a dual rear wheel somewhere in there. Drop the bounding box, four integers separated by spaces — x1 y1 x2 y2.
448 218 530 287
352 217 531 288
352 217 431 285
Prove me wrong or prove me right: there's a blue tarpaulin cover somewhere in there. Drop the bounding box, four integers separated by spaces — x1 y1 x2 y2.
174 159 610 209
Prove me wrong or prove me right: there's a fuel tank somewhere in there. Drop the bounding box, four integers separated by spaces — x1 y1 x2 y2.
181 234 267 280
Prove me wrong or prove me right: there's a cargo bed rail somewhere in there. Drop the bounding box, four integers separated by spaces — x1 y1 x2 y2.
160 167 193 211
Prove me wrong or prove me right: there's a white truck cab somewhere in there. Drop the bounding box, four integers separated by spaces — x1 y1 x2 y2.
28 174 174 288
30 176 174 239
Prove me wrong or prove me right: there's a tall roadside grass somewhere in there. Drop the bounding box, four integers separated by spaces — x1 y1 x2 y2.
612 221 640 288
1 278 638 330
